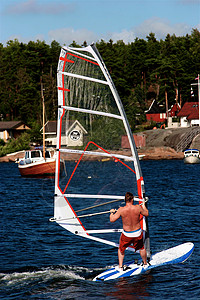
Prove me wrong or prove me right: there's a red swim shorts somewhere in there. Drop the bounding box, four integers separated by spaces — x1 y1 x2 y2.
119 232 144 255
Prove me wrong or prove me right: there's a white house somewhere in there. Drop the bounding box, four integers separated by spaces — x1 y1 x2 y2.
43 120 88 147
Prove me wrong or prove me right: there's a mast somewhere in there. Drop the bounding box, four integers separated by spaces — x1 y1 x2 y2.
41 78 45 159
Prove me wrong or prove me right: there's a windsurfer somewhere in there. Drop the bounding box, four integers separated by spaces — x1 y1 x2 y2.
110 192 149 269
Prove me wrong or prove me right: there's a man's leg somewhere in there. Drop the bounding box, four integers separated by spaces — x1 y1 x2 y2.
118 248 124 268
140 248 147 265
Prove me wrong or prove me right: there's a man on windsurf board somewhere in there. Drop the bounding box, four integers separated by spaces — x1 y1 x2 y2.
110 192 149 270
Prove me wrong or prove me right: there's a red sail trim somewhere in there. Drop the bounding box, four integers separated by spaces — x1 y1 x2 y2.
137 177 143 199
60 57 74 64
62 141 136 195
56 114 88 234
62 149 86 194
56 109 65 189
61 53 70 72
57 150 61 185
57 68 67 187
90 141 136 174
67 52 99 66
137 177 144 230
58 73 69 105
58 110 65 149
59 51 99 68
58 61 70 149
62 195 88 235
58 87 70 92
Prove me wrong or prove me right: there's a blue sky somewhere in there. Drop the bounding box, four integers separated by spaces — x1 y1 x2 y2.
0 0 200 46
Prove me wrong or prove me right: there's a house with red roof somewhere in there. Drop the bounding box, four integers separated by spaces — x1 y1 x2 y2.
177 102 199 127
145 99 166 123
145 100 181 128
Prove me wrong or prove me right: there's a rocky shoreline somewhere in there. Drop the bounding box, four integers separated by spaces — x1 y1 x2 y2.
138 147 184 160
2 127 200 162
0 146 184 163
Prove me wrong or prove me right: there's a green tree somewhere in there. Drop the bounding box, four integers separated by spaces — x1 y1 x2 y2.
1 30 200 132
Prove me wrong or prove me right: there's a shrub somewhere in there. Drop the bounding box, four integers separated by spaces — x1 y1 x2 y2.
0 133 30 157
0 139 5 146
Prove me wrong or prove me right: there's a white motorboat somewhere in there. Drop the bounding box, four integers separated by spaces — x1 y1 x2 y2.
184 149 200 164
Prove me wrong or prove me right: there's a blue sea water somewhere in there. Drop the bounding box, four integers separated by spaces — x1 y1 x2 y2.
0 160 199 299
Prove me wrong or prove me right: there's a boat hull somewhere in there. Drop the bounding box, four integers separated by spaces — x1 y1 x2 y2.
18 159 63 177
184 149 200 164
184 156 200 164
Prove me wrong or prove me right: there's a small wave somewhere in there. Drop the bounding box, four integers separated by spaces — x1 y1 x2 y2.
0 265 85 287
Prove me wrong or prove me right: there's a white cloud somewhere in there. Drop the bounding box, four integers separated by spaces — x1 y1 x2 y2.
3 0 75 15
48 18 198 46
48 28 137 46
48 28 98 45
104 30 136 44
99 18 197 43
107 17 198 43
134 17 193 39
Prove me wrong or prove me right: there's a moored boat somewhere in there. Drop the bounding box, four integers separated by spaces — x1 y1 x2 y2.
18 148 63 177
18 76 65 177
184 149 200 164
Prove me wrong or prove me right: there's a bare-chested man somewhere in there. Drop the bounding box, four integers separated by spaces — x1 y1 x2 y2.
110 192 149 269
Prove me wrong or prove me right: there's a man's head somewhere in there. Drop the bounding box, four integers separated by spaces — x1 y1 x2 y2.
125 192 134 203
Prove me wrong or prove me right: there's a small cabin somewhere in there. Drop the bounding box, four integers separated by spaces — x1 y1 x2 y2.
0 121 30 142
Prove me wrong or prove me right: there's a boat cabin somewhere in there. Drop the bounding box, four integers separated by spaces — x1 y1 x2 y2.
19 149 54 165
184 149 199 158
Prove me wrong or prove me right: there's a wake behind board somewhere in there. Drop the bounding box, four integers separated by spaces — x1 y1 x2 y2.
93 242 194 281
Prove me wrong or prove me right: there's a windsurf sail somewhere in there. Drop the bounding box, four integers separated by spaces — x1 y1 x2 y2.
52 43 150 259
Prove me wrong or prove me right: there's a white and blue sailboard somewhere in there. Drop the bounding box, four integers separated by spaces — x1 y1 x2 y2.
51 43 194 281
93 242 194 281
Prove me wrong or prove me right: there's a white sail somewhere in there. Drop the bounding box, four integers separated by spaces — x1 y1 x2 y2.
52 44 150 257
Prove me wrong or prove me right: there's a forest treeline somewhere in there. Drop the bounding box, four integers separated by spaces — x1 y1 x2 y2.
0 29 200 130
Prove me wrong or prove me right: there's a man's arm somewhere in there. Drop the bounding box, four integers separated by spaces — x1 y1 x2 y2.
110 208 121 222
140 203 149 217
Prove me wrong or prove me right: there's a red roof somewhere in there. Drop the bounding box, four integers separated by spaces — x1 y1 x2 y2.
168 103 181 117
177 102 199 120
